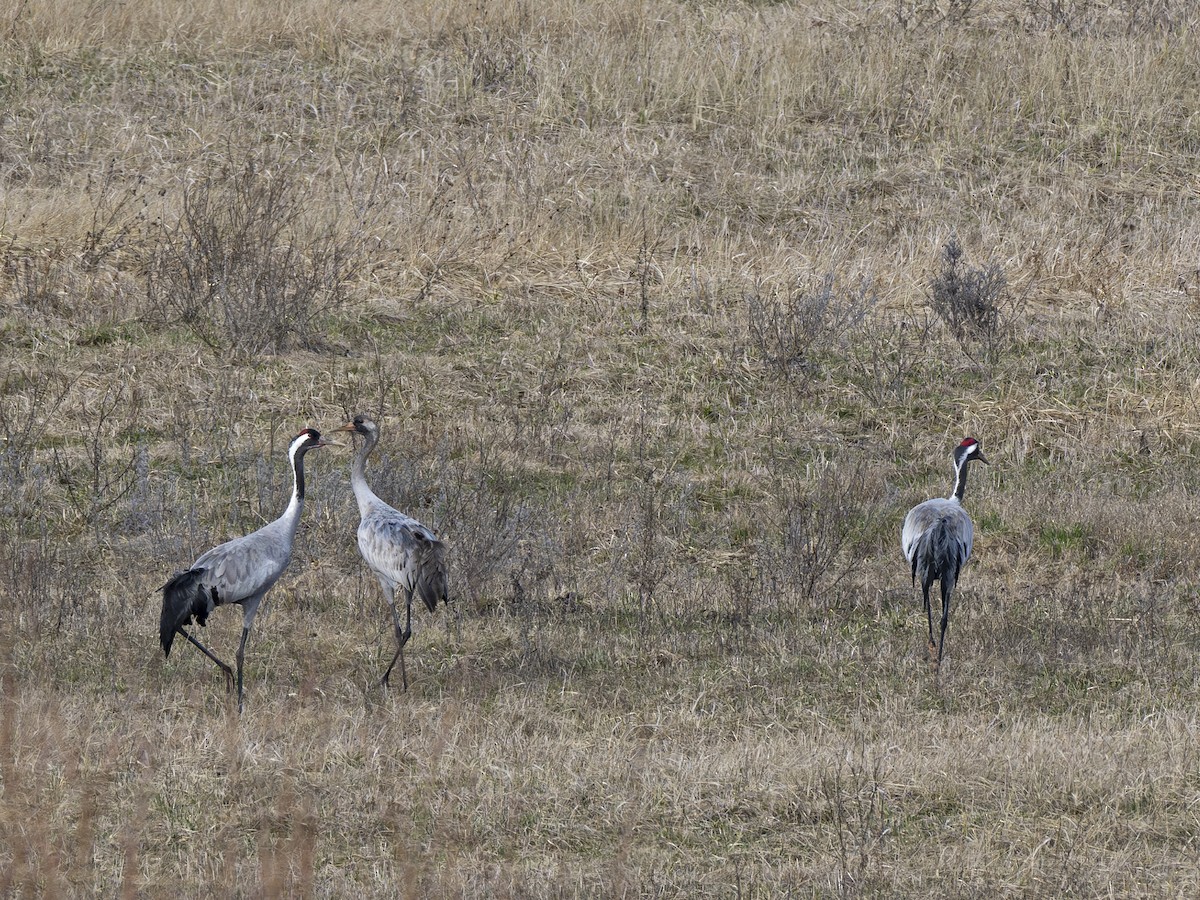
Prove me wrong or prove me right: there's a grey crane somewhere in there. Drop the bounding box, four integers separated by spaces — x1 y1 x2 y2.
339 414 448 691
160 427 328 712
901 437 988 669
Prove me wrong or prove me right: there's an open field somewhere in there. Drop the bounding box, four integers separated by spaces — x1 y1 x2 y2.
5 0 1200 895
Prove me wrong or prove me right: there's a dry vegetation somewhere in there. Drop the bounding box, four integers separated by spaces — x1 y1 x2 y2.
4 0 1200 895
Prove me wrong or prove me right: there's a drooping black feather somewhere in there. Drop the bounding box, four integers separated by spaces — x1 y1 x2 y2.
414 535 448 613
159 567 214 657
909 515 964 591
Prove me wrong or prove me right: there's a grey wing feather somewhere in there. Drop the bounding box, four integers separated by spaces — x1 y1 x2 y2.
192 523 293 604
901 498 973 584
358 505 448 612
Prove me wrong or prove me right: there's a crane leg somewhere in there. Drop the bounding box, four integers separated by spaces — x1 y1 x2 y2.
178 627 235 694
381 591 414 691
922 584 937 660
936 582 953 669
234 625 251 714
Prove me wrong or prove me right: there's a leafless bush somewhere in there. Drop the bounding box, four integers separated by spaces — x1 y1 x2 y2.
746 273 875 387
892 0 954 29
1021 0 1187 35
0 357 72 474
627 465 673 621
0 515 64 634
51 366 142 540
820 742 893 898
145 155 367 355
631 213 663 331
460 26 537 93
848 312 935 406
928 238 1014 360
1 164 146 325
618 415 700 627
81 162 150 272
755 461 881 613
443 470 529 612
502 335 576 465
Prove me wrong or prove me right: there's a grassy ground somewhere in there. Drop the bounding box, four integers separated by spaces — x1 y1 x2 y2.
4 0 1200 895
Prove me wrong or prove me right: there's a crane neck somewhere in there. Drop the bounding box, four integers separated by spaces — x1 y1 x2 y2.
950 457 970 502
349 430 381 517
282 442 309 528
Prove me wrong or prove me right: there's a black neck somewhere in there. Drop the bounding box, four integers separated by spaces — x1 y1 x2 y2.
293 449 307 501
952 457 969 501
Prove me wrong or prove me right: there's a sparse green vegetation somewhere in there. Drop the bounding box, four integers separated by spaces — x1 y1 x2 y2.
4 0 1200 896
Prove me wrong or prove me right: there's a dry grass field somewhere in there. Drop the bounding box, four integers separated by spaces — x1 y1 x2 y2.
5 0 1200 895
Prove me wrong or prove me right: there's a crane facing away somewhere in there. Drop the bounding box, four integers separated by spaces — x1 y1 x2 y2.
160 427 328 712
339 415 448 691
901 437 988 670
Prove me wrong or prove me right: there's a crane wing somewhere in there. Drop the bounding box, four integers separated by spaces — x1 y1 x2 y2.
902 499 942 563
191 525 293 605
901 498 974 582
358 505 448 612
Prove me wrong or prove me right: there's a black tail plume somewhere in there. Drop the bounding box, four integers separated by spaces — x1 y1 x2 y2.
160 568 212 657
912 517 963 589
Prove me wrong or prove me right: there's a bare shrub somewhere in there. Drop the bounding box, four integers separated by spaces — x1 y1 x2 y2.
631 213 663 331
754 461 882 614
145 155 366 355
50 365 143 540
4 247 141 334
0 517 73 635
928 238 1016 361
6 251 69 316
848 312 935 406
0 161 146 327
627 465 674 622
81 162 150 272
745 273 875 387
778 470 868 606
0 356 73 473
442 467 529 612
459 26 538 94
892 0 953 30
1020 0 1187 35
618 415 700 627
820 742 893 898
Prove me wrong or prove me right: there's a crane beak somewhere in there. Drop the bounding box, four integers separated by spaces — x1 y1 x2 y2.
976 452 990 465
337 422 358 433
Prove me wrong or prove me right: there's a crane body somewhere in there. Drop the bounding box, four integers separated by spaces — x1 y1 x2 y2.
901 437 987 669
340 415 448 690
160 427 327 711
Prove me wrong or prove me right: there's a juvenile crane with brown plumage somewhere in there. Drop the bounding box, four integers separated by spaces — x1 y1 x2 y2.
160 427 328 712
340 415 448 690
901 437 988 669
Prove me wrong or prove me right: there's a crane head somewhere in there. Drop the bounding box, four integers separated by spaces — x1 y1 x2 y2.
338 415 378 438
289 427 328 457
955 437 988 466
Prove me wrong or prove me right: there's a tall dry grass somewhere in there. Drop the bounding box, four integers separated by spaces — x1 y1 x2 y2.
4 0 1200 895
